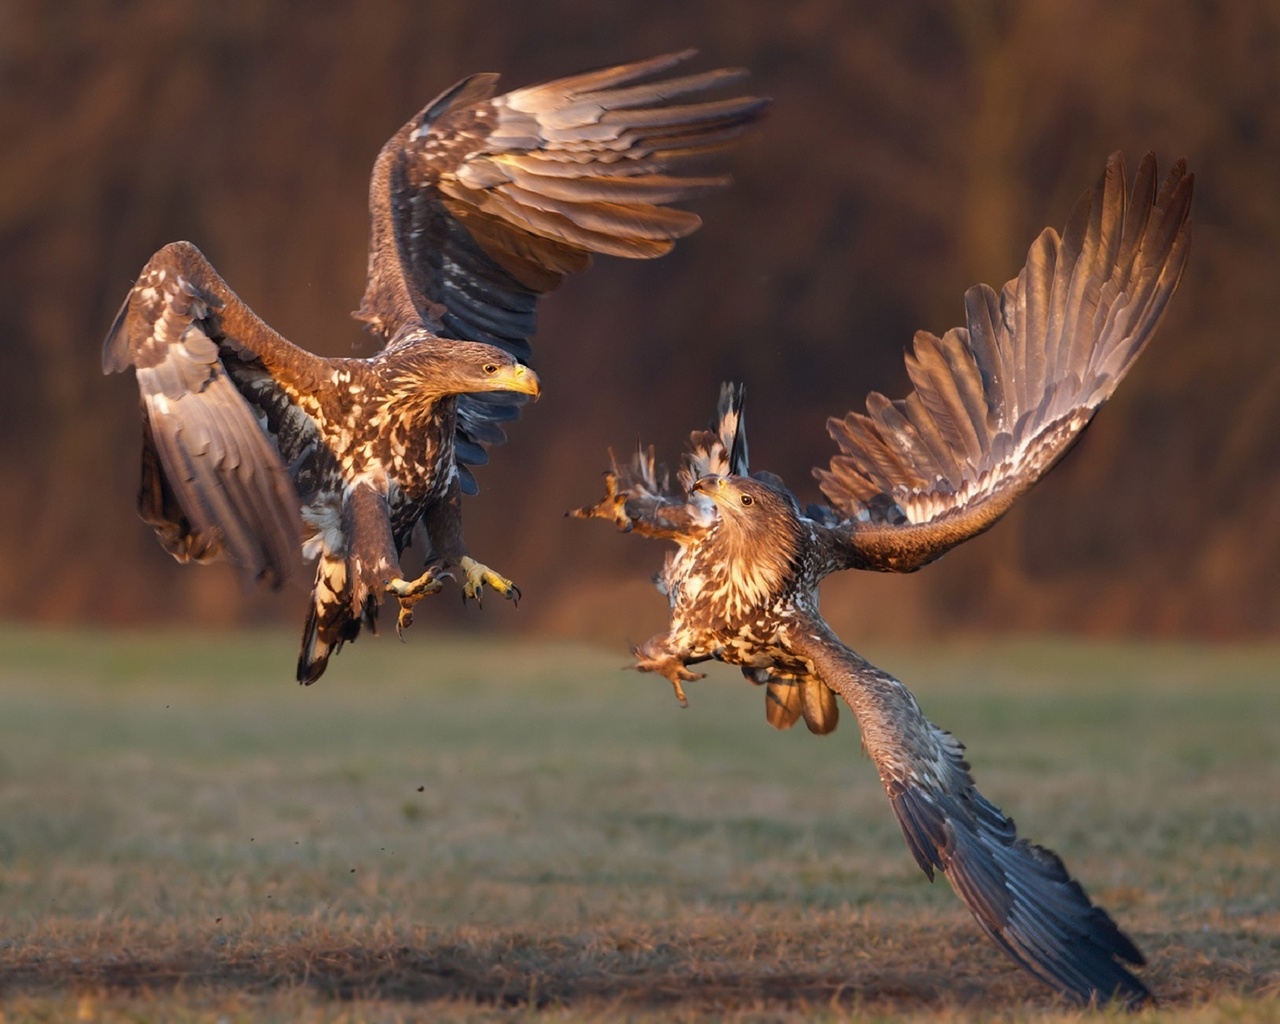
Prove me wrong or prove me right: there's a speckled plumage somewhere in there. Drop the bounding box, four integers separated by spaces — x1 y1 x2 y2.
575 154 1194 1005
104 52 767 681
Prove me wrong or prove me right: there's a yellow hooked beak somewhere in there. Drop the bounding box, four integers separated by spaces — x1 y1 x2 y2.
492 363 541 399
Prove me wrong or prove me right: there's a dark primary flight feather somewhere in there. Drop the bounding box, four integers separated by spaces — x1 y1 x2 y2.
794 632 1150 1006
573 152 1193 1005
105 52 766 682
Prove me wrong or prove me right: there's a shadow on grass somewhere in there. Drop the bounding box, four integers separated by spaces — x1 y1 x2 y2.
1 923 1273 1012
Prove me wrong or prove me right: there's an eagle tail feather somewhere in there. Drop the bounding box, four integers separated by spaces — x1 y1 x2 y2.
297 553 366 684
763 676 804 731
757 672 840 735
799 677 840 735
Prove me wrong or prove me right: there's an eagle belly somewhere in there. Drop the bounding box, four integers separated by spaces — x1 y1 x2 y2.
294 394 457 684
664 557 812 677
657 518 834 734
294 385 458 561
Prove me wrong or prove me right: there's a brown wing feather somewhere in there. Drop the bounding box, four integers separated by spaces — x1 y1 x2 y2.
359 50 767 350
791 626 1150 1007
573 386 745 540
815 153 1193 572
104 243 306 587
356 52 765 493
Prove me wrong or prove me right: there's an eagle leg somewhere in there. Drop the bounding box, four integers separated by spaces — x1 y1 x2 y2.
386 566 451 638
632 636 704 707
567 471 633 531
570 471 703 540
459 555 521 607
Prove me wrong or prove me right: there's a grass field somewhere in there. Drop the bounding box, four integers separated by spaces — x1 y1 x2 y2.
0 626 1276 1022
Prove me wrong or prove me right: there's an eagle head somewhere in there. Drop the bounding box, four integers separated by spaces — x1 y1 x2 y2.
690 474 802 615
394 334 541 400
448 340 541 398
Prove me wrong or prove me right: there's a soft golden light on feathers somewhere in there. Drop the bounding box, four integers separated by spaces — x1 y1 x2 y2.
105 53 765 684
573 153 1194 1008
692 475 802 623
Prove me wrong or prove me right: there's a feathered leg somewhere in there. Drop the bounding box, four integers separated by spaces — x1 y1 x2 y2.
569 469 705 539
298 483 401 683
298 551 363 683
416 478 520 607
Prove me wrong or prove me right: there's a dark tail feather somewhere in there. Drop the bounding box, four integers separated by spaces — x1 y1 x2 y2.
297 553 371 684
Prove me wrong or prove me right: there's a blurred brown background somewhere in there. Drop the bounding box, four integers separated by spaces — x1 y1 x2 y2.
2 0 1278 647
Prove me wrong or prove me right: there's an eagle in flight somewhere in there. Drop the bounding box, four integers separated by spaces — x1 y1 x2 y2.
573 153 1193 1005
103 52 766 683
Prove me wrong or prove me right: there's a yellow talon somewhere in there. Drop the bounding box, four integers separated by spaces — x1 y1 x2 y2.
386 568 448 639
459 556 521 606
567 471 636 532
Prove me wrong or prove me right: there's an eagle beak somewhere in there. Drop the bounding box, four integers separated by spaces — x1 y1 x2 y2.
494 363 541 399
691 475 728 500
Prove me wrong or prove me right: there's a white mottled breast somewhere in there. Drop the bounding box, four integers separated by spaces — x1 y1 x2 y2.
658 506 821 679
660 542 706 608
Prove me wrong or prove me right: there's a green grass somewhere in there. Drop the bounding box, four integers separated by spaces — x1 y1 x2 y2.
0 626 1277 1021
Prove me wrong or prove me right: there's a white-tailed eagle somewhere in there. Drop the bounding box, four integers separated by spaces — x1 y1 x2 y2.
573 153 1193 1005
104 52 767 682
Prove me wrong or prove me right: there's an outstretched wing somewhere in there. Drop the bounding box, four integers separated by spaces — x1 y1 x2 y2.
570 383 750 538
359 51 768 492
104 242 314 587
791 626 1150 1006
815 153 1193 572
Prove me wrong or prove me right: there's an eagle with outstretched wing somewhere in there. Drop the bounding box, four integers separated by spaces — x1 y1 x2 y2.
104 52 767 683
573 153 1193 1006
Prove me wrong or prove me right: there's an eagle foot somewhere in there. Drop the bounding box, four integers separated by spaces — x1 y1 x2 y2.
567 472 632 531
631 643 703 707
386 568 449 639
459 556 521 607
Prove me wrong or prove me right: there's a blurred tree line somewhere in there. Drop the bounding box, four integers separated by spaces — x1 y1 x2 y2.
2 0 1277 646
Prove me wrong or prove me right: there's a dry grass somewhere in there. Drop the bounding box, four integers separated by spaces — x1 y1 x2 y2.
0 627 1276 1022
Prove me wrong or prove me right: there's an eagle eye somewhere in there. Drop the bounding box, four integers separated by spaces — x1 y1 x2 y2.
483 363 499 375
740 493 754 506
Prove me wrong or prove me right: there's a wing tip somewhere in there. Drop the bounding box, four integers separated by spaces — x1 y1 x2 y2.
943 824 1154 1007
103 240 223 373
102 293 133 373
